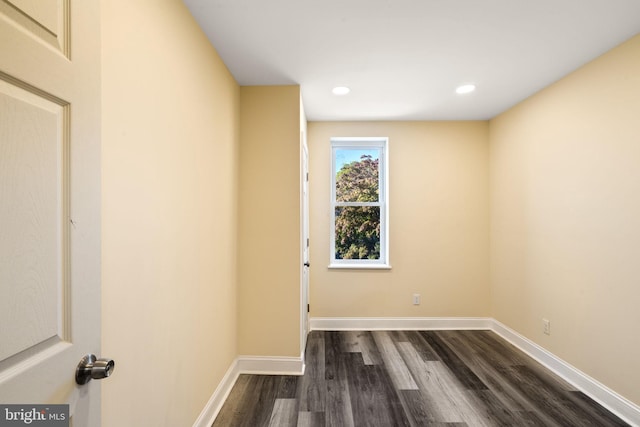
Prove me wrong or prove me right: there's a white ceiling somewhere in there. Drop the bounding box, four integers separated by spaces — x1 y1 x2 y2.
183 0 640 121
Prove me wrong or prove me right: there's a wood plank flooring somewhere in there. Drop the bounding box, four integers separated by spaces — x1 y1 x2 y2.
212 330 629 426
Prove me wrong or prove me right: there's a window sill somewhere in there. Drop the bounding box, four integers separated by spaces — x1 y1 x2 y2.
328 263 392 270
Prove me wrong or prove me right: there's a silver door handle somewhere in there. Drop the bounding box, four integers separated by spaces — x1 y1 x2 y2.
75 354 115 385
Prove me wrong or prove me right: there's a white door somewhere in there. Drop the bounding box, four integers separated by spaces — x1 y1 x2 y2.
301 131 310 353
0 0 103 425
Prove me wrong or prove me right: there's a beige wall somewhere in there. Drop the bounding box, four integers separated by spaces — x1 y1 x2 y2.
101 0 240 425
237 86 302 357
490 34 640 406
308 122 490 318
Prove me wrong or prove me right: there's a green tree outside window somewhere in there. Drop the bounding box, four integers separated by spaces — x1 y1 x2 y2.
335 155 381 260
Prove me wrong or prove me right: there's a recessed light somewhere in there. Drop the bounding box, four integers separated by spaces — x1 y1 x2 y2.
332 86 350 96
455 84 476 94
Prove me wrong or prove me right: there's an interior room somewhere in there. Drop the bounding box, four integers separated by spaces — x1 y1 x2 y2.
1 0 639 425
104 2 640 421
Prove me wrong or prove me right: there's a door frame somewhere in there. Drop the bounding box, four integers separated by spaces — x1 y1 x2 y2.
300 129 310 358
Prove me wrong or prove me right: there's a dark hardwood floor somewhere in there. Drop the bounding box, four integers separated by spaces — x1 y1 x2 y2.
212 330 629 426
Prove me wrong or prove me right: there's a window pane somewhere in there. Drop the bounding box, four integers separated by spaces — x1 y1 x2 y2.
335 206 380 260
335 148 379 202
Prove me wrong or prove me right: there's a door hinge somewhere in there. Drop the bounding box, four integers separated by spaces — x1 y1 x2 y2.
306 172 309 182
306 238 309 247
307 304 310 313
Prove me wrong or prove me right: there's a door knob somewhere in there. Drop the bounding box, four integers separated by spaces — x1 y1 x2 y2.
75 354 115 385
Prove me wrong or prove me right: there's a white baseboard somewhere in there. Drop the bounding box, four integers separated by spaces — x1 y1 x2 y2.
237 355 305 376
310 316 492 331
490 319 640 426
192 359 240 427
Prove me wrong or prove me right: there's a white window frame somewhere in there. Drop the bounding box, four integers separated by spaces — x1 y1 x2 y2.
330 137 390 269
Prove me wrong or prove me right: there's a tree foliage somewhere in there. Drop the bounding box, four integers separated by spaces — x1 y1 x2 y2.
335 155 380 260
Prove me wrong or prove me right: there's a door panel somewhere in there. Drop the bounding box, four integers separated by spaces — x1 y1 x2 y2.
0 0 101 424
0 80 68 363
0 0 68 55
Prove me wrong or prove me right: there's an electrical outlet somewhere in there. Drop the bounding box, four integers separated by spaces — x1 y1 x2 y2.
543 318 551 335
412 294 421 305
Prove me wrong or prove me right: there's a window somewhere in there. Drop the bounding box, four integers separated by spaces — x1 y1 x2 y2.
330 137 389 268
